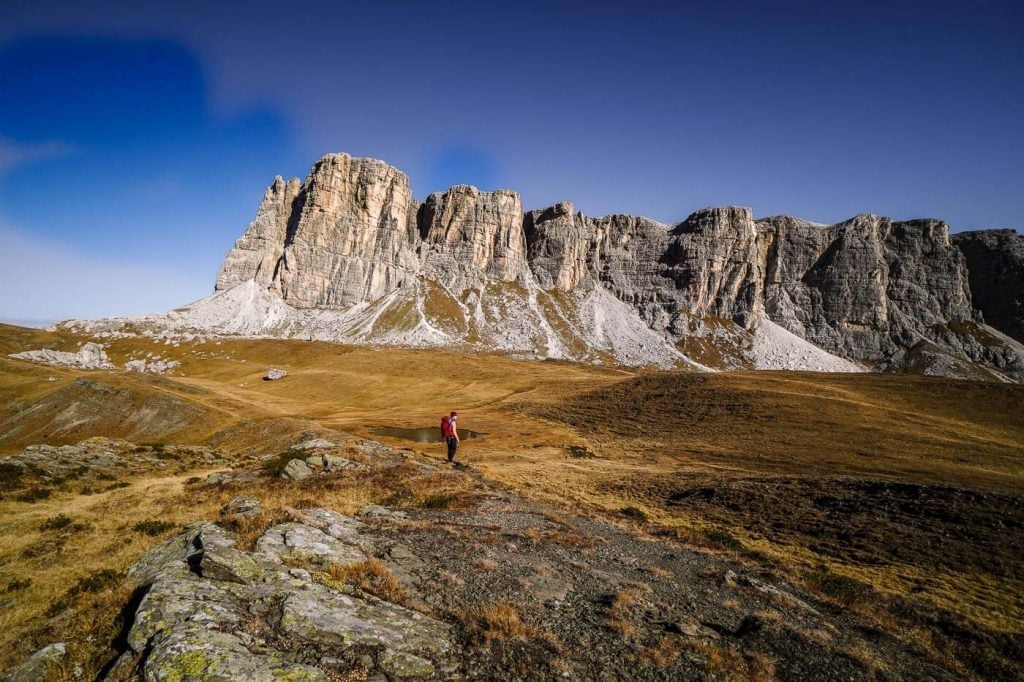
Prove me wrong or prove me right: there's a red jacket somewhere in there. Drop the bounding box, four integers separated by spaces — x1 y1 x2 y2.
441 416 455 438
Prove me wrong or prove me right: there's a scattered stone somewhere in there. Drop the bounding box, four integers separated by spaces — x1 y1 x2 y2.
125 357 181 374
0 438 227 489
266 367 288 381
358 505 409 520
293 438 336 450
324 454 361 472
281 458 313 481
221 496 261 517
8 642 67 682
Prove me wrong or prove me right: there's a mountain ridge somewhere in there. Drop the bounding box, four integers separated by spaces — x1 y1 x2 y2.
69 152 1024 380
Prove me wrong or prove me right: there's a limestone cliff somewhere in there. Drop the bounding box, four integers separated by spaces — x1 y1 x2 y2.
420 185 530 283
953 229 1024 344
153 153 1024 378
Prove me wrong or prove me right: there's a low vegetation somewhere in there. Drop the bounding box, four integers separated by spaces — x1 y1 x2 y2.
131 520 177 537
464 601 535 643
316 559 406 604
0 325 1021 679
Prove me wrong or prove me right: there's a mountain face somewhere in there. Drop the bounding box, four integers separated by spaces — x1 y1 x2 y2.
108 153 1024 379
952 229 1024 345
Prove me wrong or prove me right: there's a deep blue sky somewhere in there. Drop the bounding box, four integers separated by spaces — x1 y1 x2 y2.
1 0 1022 320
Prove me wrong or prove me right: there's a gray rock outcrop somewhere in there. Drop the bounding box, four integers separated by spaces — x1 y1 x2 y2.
120 513 455 680
9 342 113 370
124 358 180 374
216 175 302 291
952 229 1024 343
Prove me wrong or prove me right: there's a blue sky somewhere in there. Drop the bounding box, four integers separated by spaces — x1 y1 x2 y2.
1 0 1022 321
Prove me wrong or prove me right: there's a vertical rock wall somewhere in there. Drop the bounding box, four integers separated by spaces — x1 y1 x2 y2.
953 229 1024 343
212 152 1022 376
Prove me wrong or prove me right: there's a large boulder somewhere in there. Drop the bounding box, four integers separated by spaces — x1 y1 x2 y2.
119 511 456 680
281 458 312 480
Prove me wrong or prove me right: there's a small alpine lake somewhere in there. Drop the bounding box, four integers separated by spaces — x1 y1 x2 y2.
372 426 487 443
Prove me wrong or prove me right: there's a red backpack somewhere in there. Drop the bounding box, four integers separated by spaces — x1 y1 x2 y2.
440 416 453 438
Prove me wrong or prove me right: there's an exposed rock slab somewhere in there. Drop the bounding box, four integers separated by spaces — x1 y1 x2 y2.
9 342 113 369
120 511 455 681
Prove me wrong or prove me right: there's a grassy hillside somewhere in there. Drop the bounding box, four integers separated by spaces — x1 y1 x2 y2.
1 323 1022 677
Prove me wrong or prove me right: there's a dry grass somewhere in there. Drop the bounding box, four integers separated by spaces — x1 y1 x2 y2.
607 588 643 637
2 325 1022 678
844 639 889 678
639 637 684 666
0 471 225 676
438 570 463 587
465 601 535 642
679 641 777 681
224 508 292 550
317 558 406 605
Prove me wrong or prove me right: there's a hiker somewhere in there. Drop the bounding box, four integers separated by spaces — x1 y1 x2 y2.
441 410 460 463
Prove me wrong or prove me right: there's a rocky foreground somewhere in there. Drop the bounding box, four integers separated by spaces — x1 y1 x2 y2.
8 437 961 681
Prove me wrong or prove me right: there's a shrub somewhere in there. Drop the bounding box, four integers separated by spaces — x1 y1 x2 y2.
70 569 122 595
263 449 305 477
22 539 64 559
4 577 31 593
808 568 872 608
704 529 743 551
15 487 51 502
41 514 73 531
132 520 176 536
0 462 24 490
620 506 648 522
420 493 458 509
47 569 123 617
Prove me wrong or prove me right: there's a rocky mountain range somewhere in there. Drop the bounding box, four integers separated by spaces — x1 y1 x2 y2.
73 153 1024 380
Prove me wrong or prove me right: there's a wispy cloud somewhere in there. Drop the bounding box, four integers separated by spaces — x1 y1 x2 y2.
0 219 210 322
0 137 78 175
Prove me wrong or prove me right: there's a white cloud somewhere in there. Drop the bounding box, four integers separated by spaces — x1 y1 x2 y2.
0 221 210 322
0 137 78 175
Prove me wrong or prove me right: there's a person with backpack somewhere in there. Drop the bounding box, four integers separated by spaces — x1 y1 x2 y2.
441 411 460 463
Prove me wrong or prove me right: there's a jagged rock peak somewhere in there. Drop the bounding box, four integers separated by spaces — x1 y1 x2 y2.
198 151 1024 379
419 184 529 282
215 175 301 291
